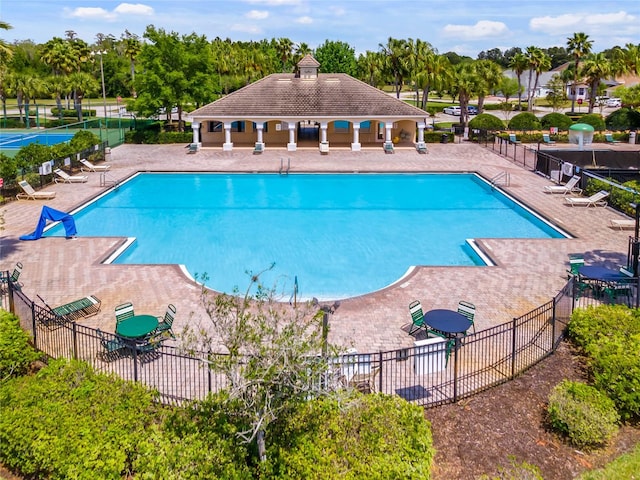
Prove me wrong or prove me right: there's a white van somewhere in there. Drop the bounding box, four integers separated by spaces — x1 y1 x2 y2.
606 98 622 108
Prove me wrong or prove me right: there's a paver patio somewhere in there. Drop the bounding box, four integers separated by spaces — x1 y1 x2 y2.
1 141 634 354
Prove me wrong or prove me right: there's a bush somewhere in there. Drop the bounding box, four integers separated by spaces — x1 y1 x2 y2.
69 130 101 152
540 112 573 131
263 393 434 479
547 380 619 449
50 108 96 118
568 305 640 420
469 113 506 131
508 112 541 131
0 310 40 379
577 113 606 132
605 107 640 131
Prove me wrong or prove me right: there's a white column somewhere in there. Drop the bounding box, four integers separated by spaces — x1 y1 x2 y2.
417 122 425 146
256 124 264 146
223 122 233 151
192 121 200 147
320 122 328 143
384 122 393 144
351 122 361 151
287 122 297 151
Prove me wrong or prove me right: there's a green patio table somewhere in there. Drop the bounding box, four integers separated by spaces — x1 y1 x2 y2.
116 314 158 339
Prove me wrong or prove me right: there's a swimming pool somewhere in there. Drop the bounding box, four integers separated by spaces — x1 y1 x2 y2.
45 173 569 299
0 132 75 149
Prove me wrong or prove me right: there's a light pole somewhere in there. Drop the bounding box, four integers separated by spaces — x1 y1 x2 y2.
91 50 108 136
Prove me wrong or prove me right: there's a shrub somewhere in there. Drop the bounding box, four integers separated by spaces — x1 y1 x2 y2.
605 107 640 131
0 310 40 379
508 112 541 131
263 393 434 479
469 113 506 131
540 112 573 131
568 305 640 349
69 130 101 152
577 113 606 131
50 108 96 118
547 380 619 449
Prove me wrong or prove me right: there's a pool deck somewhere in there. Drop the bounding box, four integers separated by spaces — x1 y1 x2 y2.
1 141 636 353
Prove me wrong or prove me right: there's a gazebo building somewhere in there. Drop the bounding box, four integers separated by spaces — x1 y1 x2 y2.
188 55 429 153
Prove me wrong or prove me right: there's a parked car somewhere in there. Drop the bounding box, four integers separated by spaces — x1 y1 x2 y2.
443 106 461 115
606 98 622 108
467 105 478 115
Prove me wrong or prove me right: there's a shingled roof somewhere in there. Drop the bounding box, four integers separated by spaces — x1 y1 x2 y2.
190 73 427 120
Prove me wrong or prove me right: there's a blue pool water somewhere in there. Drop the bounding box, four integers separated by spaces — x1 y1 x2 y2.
45 173 568 299
0 132 74 149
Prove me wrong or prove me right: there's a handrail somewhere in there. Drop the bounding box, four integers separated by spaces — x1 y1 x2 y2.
490 171 510 186
279 157 290 176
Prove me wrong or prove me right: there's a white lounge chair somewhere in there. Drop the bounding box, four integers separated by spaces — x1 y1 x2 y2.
16 180 56 200
79 158 110 172
543 175 582 195
610 219 636 230
54 168 88 183
564 190 609 207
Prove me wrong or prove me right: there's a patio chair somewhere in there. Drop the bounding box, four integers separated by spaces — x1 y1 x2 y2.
0 262 23 292
54 168 88 183
543 175 582 195
253 143 264 154
457 300 476 334
602 266 636 306
566 253 584 279
79 158 110 172
97 328 127 360
348 366 380 393
115 302 135 324
508 133 521 144
319 142 329 154
408 300 425 335
187 143 198 153
564 190 609 207
47 295 101 322
416 143 428 154
156 303 176 339
16 180 56 200
542 133 556 144
610 218 636 230
383 142 394 154
605 133 620 144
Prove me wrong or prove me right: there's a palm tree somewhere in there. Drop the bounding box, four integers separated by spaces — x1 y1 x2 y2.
0 21 13 124
122 30 142 98
566 32 593 113
356 51 384 87
293 42 312 65
416 53 452 109
66 71 99 121
509 52 528 110
580 53 613 114
450 62 479 126
379 37 407 98
524 46 551 111
474 59 502 112
0 20 13 58
403 38 432 107
276 37 293 73
613 43 640 77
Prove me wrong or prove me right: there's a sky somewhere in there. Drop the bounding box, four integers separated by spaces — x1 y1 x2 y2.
1 0 639 58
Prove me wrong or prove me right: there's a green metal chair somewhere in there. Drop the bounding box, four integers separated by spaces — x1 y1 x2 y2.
115 302 135 324
97 329 127 360
457 300 476 334
602 266 635 305
156 303 176 339
408 300 425 335
567 253 584 279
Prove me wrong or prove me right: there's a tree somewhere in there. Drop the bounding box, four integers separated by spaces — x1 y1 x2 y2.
416 53 451 110
496 77 521 120
275 37 294 73
509 52 528 110
450 62 479 126
0 21 13 123
66 71 98 121
580 53 613 114
121 30 142 97
545 74 567 112
567 32 593 113
356 50 384 87
379 37 407 98
473 59 502 112
524 46 551 111
477 47 506 67
183 270 330 464
314 40 356 75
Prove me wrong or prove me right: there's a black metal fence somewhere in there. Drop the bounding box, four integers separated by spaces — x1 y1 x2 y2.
0 272 622 407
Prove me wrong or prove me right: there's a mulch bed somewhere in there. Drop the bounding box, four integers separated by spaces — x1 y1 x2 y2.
425 340 640 479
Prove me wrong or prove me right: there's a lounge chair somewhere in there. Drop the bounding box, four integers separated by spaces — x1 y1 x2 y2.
253 143 264 154
605 133 620 144
543 175 582 195
542 133 556 144
416 143 428 154
186 143 198 153
16 180 56 200
508 133 521 144
155 303 176 339
42 294 101 322
457 300 476 334
79 158 110 172
54 168 88 183
319 142 329 154
383 142 394 154
610 219 636 230
564 190 609 207
348 366 380 393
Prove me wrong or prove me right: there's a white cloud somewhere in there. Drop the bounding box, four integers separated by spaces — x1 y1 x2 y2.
296 16 313 25
246 10 269 20
329 6 346 16
442 20 508 39
231 23 263 34
113 3 154 16
68 7 115 20
530 11 636 34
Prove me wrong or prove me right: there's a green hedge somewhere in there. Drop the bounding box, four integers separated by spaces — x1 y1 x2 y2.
263 393 434 479
568 305 640 420
0 310 40 379
50 108 96 118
